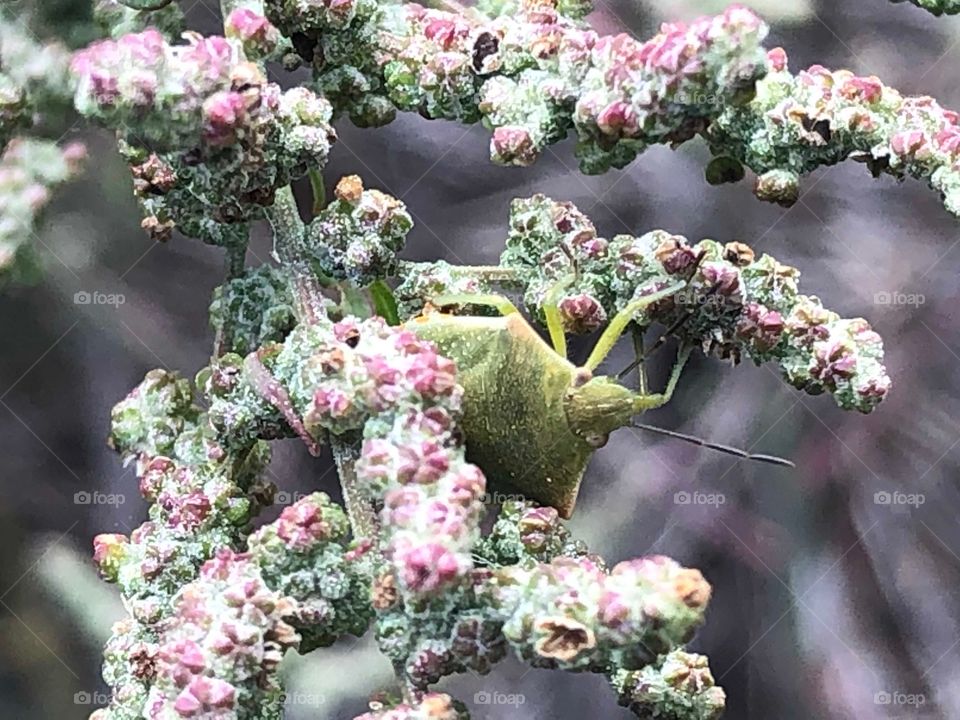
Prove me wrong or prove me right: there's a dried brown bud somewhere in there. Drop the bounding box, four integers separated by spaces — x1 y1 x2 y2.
655 235 698 274
335 175 364 203
534 616 596 662
723 241 755 267
141 215 175 242
674 568 711 610
372 571 398 610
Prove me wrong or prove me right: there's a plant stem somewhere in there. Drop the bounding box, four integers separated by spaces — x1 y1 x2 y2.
331 434 378 540
212 233 249 357
266 185 327 324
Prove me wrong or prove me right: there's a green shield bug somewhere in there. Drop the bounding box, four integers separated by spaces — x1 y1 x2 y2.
407 281 793 518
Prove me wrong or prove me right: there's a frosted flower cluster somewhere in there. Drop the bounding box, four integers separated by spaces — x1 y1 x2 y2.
267 1 769 172
307 175 414 286
71 30 336 241
710 47 960 216
488 555 711 671
133 549 297 720
247 492 374 651
611 650 726 720
93 368 283 719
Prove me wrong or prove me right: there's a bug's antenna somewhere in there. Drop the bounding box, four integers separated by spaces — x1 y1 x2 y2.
629 421 795 468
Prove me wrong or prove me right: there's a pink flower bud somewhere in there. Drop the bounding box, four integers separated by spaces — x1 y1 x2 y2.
767 47 788 72
491 126 537 166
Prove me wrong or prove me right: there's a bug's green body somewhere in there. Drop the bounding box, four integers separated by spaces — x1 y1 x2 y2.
409 312 637 518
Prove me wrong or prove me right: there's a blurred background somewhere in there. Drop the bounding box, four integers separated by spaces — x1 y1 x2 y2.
3 0 960 717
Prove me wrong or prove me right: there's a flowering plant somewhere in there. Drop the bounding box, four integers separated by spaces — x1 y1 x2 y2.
9 0 958 717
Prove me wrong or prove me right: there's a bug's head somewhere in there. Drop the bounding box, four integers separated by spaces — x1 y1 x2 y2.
564 374 637 449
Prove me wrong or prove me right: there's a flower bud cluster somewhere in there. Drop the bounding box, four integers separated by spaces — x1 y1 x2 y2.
266 1 769 171
306 175 413 286
93 369 279 719
709 47 960 216
375 498 725 715
93 0 185 39
487 555 711 671
248 492 375 651
209 264 298 356
475 500 589 566
99 370 272 616
136 548 298 720
610 650 726 720
0 139 85 279
375 568 508 688
109 368 202 463
263 0 396 127
72 31 336 240
500 193 890 412
0 22 74 149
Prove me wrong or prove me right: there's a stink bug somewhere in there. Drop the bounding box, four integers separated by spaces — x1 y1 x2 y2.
407 281 792 518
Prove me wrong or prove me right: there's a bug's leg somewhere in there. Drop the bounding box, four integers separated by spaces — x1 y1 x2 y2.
540 279 573 359
430 293 519 316
583 281 687 372
634 344 693 411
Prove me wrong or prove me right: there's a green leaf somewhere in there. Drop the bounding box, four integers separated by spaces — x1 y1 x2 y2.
370 280 401 325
